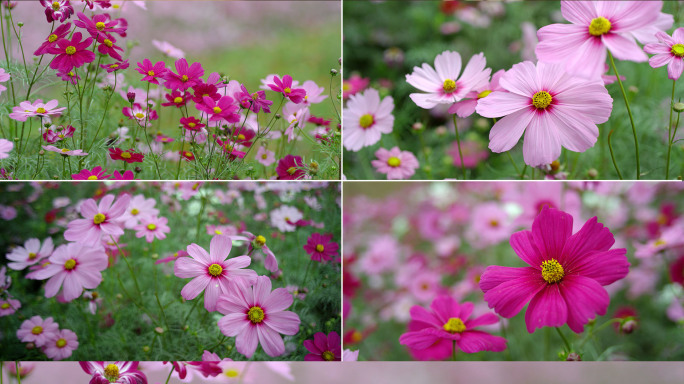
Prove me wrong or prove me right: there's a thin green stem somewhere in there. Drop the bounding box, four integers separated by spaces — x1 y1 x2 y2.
506 151 520 176
301 259 314 287
555 327 572 354
666 79 676 179
607 129 623 180
452 114 466 179
452 340 457 361
109 235 144 299
607 50 640 179
183 296 201 324
164 366 174 384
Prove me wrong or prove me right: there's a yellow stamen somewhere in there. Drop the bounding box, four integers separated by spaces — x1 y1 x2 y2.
93 213 106 224
247 306 265 323
146 223 157 231
478 89 492 99
208 263 223 277
321 350 336 361
36 107 47 114
87 175 98 180
120 152 132 159
103 364 119 381
541 258 565 283
316 244 325 252
31 326 43 335
443 79 457 93
532 91 552 109
213 106 222 114
56 338 67 348
64 259 76 270
443 317 466 333
672 44 684 57
589 17 612 36
287 167 297 175
359 114 374 129
48 34 58 43
28 252 37 260
174 96 183 104
96 21 106 31
387 157 401 167
65 46 76 55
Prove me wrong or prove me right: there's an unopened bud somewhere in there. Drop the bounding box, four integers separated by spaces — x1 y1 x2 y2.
566 352 581 361
587 168 598 179
127 92 136 103
673 102 684 112
134 166 142 173
621 319 637 334
39 150 45 156
412 122 424 131
154 327 164 334
17 22 23 27
142 345 150 352
330 68 338 76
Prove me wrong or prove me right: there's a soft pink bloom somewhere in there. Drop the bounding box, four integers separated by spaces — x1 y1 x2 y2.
270 205 303 233
0 297 20 316
448 69 506 118
43 125 76 143
0 68 9 96
469 203 512 247
480 207 630 333
536 1 672 79
360 235 399 275
152 40 184 59
196 95 240 124
300 80 328 106
256 147 276 166
122 103 158 125
0 138 12 159
447 140 489 168
174 235 258 312
27 242 108 301
230 231 279 273
9 99 66 122
399 296 507 360
634 223 684 258
343 88 394 151
64 194 131 246
476 61 613 167
6 237 54 270
42 145 88 157
121 194 159 229
304 331 341 361
216 276 301 358
406 51 491 109
134 216 170 243
72 166 111 180
371 147 419 180
343 74 369 99
303 233 339 262
79 361 147 384
644 28 684 80
42 328 78 360
409 270 442 302
16 316 59 347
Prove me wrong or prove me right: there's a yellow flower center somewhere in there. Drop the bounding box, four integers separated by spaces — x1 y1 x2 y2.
261 153 268 159
185 152 192 157
87 175 98 180
443 317 466 333
387 157 401 167
188 122 196 128
316 244 325 252
589 16 611 36
443 79 457 93
31 326 43 335
134 112 145 119
146 223 157 231
672 44 684 57
61 148 70 153
64 259 77 270
532 91 552 109
52 2 60 10
359 114 374 129
213 106 222 114
147 70 155 76
237 134 246 140
478 89 492 99
93 213 106 224
214 229 223 235
68 71 75 77
284 87 291 94
322 350 335 361
489 219 499 227
287 167 297 175
541 258 565 283
65 46 76 55
104 364 119 381
111 64 118 68
181 75 189 82
225 369 239 378
103 39 113 47
255 235 266 248
208 263 223 277
96 21 106 31
28 252 37 260
56 338 67 348
121 152 132 159
1 303 9 309
36 107 47 114
247 306 265 323
130 208 139 215
48 34 58 43
654 238 666 247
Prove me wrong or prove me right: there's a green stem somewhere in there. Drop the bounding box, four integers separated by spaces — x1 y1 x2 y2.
666 79 676 179
452 340 457 361
183 295 201 324
506 151 520 176
554 327 572 354
164 366 174 384
607 129 623 180
452 114 466 179
109 235 143 299
301 259 314 288
14 362 20 384
607 50 640 179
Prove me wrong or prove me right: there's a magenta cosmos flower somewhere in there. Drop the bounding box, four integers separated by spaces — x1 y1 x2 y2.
536 1 672 79
479 207 630 333
136 59 168 85
406 51 491 109
174 235 258 312
48 32 96 73
79 361 147 384
303 233 339 262
17 316 60 347
40 0 74 23
276 154 306 180
43 328 78 360
644 28 684 80
231 231 279 272
133 216 170 243
163 58 204 91
268 75 306 104
343 88 394 152
476 61 613 167
216 276 301 358
34 22 71 56
399 296 507 359
72 166 111 180
304 331 341 361
27 242 108 302
371 146 419 180
64 194 131 246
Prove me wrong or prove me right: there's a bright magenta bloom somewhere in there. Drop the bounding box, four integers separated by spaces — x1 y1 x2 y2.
109 148 145 163
16 316 59 347
644 28 684 80
196 95 240 124
216 276 301 358
48 32 95 73
40 0 74 23
479 207 630 333
268 74 306 104
536 1 672 79
174 235 258 312
180 116 204 131
79 361 147 384
399 296 507 359
27 242 108 301
163 58 204 91
34 22 71 56
476 61 613 167
136 59 168 85
276 154 306 180
74 12 127 40
96 34 124 61
64 194 131 246
303 233 339 262
72 166 111 180
371 146 419 180
304 331 341 361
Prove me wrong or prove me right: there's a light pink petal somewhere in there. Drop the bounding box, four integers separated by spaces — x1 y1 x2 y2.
565 37 607 79
559 275 610 333
44 272 67 297
97 194 115 213
257 326 286 357
668 59 684 80
448 99 477 118
235 325 259 358
263 311 300 335
406 63 442 93
186 243 211 264
217 313 248 336
547 108 599 152
457 53 490 92
649 53 674 68
434 50 462 81
554 82 613 124
61 274 84 301
262 287 293 313
100 222 124 236
180 275 211 300
216 295 249 315
252 276 272 303
524 284 567 333
602 34 648 62
76 270 102 290
476 91 530 118
609 1 662 33
203 279 220 312
522 111 561 167
456 330 507 353
487 109 534 153
644 42 672 55
499 61 538 97
569 249 629 286
223 255 251 270
107 194 131 218
409 92 440 109
80 199 99 218
263 248 279 272
510 230 545 268
560 1 596 24
480 267 546 318
209 235 233 263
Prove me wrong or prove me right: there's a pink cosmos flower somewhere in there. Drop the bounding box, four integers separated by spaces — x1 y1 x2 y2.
0 138 12 159
64 194 131 246
0 297 20 316
276 155 306 180
43 125 76 143
74 12 127 40
236 84 273 113
196 95 240 124
174 235 258 312
300 80 328 106
27 242 108 301
152 40 184 59
43 328 78 360
536 1 672 79
644 28 684 80
180 116 205 131
479 207 630 333
122 103 158 125
230 231 279 273
48 32 96 73
343 74 369 99
476 61 613 167
96 34 124 61
42 145 87 157
40 0 74 23
267 75 306 103
270 205 303 233
111 170 135 180
121 194 159 228
72 166 111 180
303 233 339 262
109 148 144 163
134 216 170 243
7 237 54 270
57 69 80 84
406 51 491 109
161 90 190 108
256 147 276 166
469 203 512 247
371 146 419 180
447 140 489 168
79 361 147 384
634 223 684 258
0 68 8 96
399 296 507 360
216 276 301 358
343 88 394 151
16 316 60 347
101 60 129 73
304 331 341 361
343 349 360 361
9 99 66 122
163 58 204 91
136 59 168 85
448 69 506 118
34 23 71 56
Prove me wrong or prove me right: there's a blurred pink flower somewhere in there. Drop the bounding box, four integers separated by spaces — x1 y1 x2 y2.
644 28 684 80
16 316 59 347
0 297 20 316
134 216 170 243
342 74 369 99
7 237 54 270
371 147 419 180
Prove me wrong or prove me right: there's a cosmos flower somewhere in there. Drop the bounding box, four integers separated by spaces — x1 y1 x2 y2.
6 237 54 270
79 361 147 384
133 216 170 243
267 75 306 104
109 148 145 163
304 332 341 361
48 32 95 73
42 145 87 157
270 205 303 233
0 297 20 317
16 316 60 347
34 23 71 56
135 59 168 85
448 69 506 118
371 147 419 180
303 233 339 262
9 99 66 122
0 138 12 159
40 0 74 23
256 147 275 166
163 58 204 91
343 88 395 152
276 155 306 180
42 328 78 360
63 193 131 246
644 28 684 80
72 166 111 180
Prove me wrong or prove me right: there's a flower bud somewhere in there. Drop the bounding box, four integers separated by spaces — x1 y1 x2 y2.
673 102 684 112
134 166 142 173
566 352 582 361
330 68 338 76
621 319 637 334
127 92 136 103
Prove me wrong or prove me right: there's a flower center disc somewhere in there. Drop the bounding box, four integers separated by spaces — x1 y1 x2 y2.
208 263 223 277
147 223 157 231
532 91 553 109
359 114 374 129
443 317 466 333
174 97 183 104
237 134 246 140
65 46 76 55
541 258 565 283
64 259 77 270
254 235 266 248
225 369 239 378
387 156 401 167
589 16 611 36
316 244 325 252
31 326 43 335
287 167 297 175
672 44 684 57
443 79 457 93
93 213 106 224
96 22 106 31
213 107 222 114
48 34 58 42
247 306 265 323
28 252 37 260
36 108 47 114
0 303 9 309
121 152 132 159
56 338 67 348
104 364 119 381
322 350 335 361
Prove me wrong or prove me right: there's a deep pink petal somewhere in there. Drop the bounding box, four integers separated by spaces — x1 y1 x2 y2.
465 313 500 329
524 284 567 333
531 207 573 262
481 267 546 318
559 275 610 333
560 216 615 269
569 249 629 286
510 230 545 268
399 330 441 350
456 330 507 353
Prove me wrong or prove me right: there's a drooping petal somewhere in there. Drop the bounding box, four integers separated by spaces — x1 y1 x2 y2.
559 275 610 333
487 109 534 153
456 330 507 353
524 284 568 333
481 267 546 318
602 33 648 62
